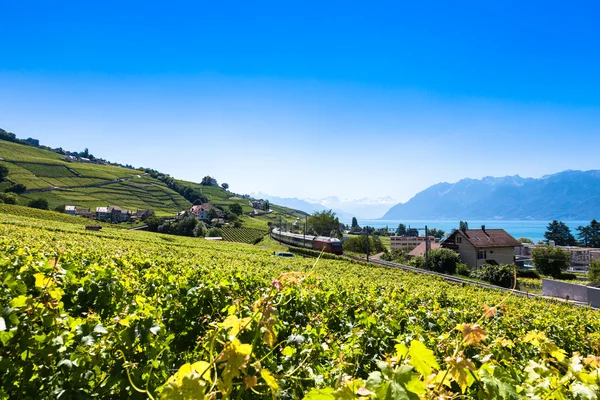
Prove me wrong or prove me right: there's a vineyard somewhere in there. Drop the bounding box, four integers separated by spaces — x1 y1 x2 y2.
0 211 599 398
221 227 268 244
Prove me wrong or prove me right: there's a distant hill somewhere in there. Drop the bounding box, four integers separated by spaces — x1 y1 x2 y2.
382 170 600 220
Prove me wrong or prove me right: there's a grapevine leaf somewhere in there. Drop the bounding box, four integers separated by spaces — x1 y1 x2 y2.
34 272 48 288
462 324 487 347
282 346 295 357
9 295 28 308
408 340 439 376
302 388 335 399
260 369 279 393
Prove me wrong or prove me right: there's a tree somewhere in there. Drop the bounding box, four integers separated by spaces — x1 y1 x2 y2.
228 203 243 216
343 235 385 254
351 217 359 229
406 228 419 237
0 193 17 204
471 264 515 288
207 208 219 220
588 259 600 283
395 223 406 236
427 248 460 274
54 204 65 213
544 220 577 246
459 221 469 231
207 227 222 237
6 183 26 194
264 200 270 211
221 183 229 190
308 210 340 237
518 237 533 244
427 228 445 239
27 198 49 210
201 176 216 186
532 246 570 278
0 164 8 181
577 220 600 248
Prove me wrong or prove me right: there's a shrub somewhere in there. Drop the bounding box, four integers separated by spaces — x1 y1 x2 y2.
207 228 222 237
54 204 66 213
193 221 207 238
456 263 470 277
426 248 460 275
0 192 17 204
558 272 578 281
380 248 409 263
516 269 540 279
532 247 570 278
471 264 516 288
27 198 49 210
588 259 600 283
410 255 425 269
343 235 385 254
6 183 26 194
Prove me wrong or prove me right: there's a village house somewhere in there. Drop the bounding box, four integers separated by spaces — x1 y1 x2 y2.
136 209 153 220
407 241 442 259
442 226 521 269
189 203 223 221
390 235 439 251
75 208 93 218
65 205 77 215
251 200 265 209
96 206 110 221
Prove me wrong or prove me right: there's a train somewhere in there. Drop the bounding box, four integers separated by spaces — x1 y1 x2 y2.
271 228 344 255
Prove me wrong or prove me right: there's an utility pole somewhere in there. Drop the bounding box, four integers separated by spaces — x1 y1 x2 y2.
304 214 307 243
424 225 429 270
366 227 370 262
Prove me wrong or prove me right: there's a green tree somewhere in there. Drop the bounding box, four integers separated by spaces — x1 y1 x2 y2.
264 200 270 211
471 264 515 288
54 204 65 213
6 183 26 194
27 198 49 210
228 203 243 216
532 246 570 278
0 164 8 181
395 223 406 236
459 221 469 231
427 248 460 274
0 193 17 204
208 208 219 220
406 228 419 237
308 209 340 237
351 217 359 228
343 235 385 254
518 237 533 244
427 228 445 239
207 227 222 237
577 219 600 248
544 220 577 246
221 183 229 190
588 259 600 283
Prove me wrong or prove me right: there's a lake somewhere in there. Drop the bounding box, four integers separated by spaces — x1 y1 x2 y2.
338 219 588 243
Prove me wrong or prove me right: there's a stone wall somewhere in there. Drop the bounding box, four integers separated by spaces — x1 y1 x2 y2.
542 279 600 307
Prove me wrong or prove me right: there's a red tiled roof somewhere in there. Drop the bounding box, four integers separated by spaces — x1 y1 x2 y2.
450 229 521 249
408 242 441 257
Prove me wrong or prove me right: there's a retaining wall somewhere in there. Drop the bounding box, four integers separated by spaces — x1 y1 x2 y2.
542 279 600 307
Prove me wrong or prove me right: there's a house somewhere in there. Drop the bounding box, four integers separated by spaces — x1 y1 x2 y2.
108 206 122 222
390 236 439 250
442 226 521 269
190 203 223 220
120 210 131 222
75 208 93 218
96 206 110 221
251 200 265 209
65 205 77 215
136 209 154 220
407 241 442 259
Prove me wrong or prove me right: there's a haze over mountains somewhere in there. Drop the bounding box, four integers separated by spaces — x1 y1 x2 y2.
383 170 600 220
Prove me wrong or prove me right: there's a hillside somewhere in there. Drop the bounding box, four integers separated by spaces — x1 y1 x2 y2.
383 170 600 220
0 139 306 230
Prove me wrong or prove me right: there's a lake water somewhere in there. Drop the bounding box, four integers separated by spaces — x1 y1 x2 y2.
339 219 589 243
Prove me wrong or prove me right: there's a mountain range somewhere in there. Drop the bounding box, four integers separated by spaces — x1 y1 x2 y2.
251 192 396 219
382 170 600 220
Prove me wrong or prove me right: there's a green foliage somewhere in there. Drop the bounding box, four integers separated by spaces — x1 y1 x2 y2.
308 209 340 237
576 219 600 247
459 220 469 231
27 198 49 210
207 227 222 237
471 264 516 288
410 255 425 269
544 220 577 246
228 203 243 216
518 237 534 244
532 246 570 278
456 263 470 277
351 217 359 228
221 227 266 244
6 183 26 194
221 182 229 190
343 235 385 254
427 228 445 239
588 259 600 283
517 269 540 279
1 209 600 398
0 192 17 205
395 223 406 236
380 248 409 263
193 220 207 238
426 248 460 274
53 204 65 213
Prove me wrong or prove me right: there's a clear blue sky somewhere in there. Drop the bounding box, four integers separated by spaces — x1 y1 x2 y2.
1 1 599 202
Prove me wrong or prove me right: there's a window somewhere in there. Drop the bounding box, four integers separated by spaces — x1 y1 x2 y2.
477 250 487 260
457 236 462 244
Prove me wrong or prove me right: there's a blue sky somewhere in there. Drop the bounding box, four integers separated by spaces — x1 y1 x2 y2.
1 1 599 202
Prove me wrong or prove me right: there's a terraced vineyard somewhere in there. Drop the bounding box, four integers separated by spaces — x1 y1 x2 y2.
221 226 268 244
0 211 599 399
